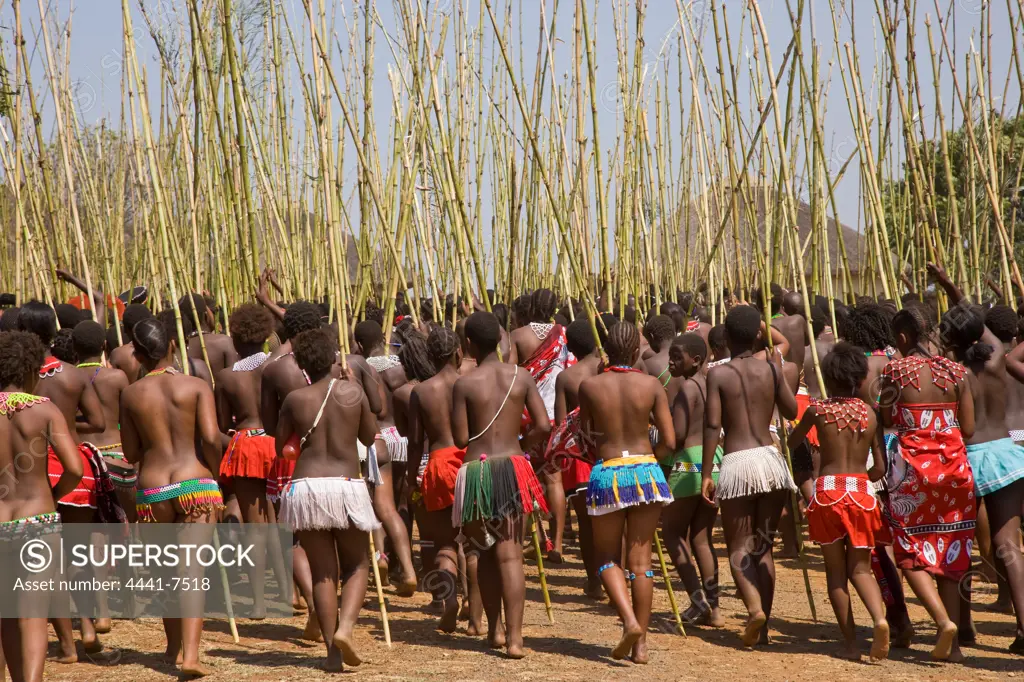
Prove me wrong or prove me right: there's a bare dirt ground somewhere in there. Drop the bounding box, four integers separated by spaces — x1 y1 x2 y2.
41 526 1021 682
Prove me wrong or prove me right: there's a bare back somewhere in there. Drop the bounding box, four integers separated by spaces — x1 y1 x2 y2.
216 362 266 432
452 360 546 460
579 370 673 461
110 342 142 384
412 369 459 450
807 402 880 477
706 354 795 454
188 333 238 375
260 349 309 435
774 315 807 368
672 375 707 449
86 366 129 448
958 329 1008 445
0 400 76 521
35 361 103 442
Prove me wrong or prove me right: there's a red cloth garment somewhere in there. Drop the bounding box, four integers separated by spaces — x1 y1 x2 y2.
883 401 976 579
48 442 127 527
266 457 297 503
544 406 594 493
422 445 466 512
48 443 96 508
220 428 276 479
807 474 886 548
519 324 575 435
794 391 817 447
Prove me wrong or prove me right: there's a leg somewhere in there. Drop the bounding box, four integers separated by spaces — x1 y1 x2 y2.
753 490 789 639
372 463 417 595
333 527 370 667
542 467 565 561
1 619 49 682
689 499 724 626
821 541 858 660
846 546 889 660
178 512 215 677
298 530 342 671
623 503 665 664
901 568 957 660
464 548 484 636
493 519 527 658
720 495 767 646
233 477 271 618
662 496 704 620
590 509 642 658
776 495 799 558
570 495 602 599
463 522 504 648
985 481 1024 644
423 508 460 632
937 576 965 662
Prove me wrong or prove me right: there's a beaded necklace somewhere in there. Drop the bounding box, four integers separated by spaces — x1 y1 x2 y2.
603 364 643 374
77 362 103 369
145 366 177 378
810 396 870 433
0 392 50 418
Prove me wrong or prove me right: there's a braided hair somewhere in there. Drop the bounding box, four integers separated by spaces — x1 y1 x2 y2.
531 288 558 323
399 331 436 382
133 317 170 362
941 303 994 364
427 326 461 369
605 321 640 366
51 329 78 364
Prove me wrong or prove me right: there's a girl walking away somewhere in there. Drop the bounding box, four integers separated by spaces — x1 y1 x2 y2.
788 342 890 662
662 333 724 627
275 328 381 672
579 321 675 663
879 306 975 662
120 317 225 677
0 331 83 682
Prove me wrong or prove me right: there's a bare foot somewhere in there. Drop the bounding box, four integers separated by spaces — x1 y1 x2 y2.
332 630 363 667
707 608 726 628
931 621 958 660
458 600 470 622
893 618 914 648
82 635 103 655
164 648 184 666
777 546 799 559
547 550 564 564
488 623 506 649
376 559 390 587
395 579 418 597
506 642 526 659
466 621 483 637
94 618 112 634
438 599 459 633
946 647 965 663
180 661 211 678
612 622 643 660
631 639 649 664
870 620 890 661
836 642 861 661
585 579 605 600
323 650 343 673
54 652 78 665
293 593 308 613
742 612 767 648
301 612 321 642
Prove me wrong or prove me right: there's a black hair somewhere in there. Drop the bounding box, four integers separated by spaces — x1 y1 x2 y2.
178 293 210 319
55 303 88 330
820 341 868 396
606 321 640 366
553 313 569 327
492 303 510 330
464 311 501 353
73 320 107 358
354 320 385 353
672 332 708 362
941 303 993 364
891 306 928 346
106 326 122 352
419 298 436 323
708 324 728 352
512 295 532 327
0 307 21 332
623 304 637 326
51 329 77 364
292 328 338 382
565 319 597 358
121 304 154 343
229 303 274 349
282 301 323 341
0 330 47 389
531 288 558 322
158 308 194 341
752 283 784 315
427 326 461 368
363 301 385 327
810 306 828 338
399 331 436 382
597 312 618 345
843 304 894 352
18 301 58 345
984 304 1018 343
724 305 762 347
133 317 170 362
643 315 677 349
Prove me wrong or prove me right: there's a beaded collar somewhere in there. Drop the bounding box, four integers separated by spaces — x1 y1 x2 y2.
366 354 403 373
603 365 643 374
145 367 178 378
882 354 966 393
810 397 870 433
0 392 50 418
529 322 554 340
232 352 270 372
38 356 62 378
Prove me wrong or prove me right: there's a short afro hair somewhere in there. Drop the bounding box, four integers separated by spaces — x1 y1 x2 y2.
752 283 784 315
891 305 928 345
363 301 385 327
178 293 210 320
820 341 868 396
398 331 436 382
229 303 274 348
73 320 107 358
0 307 21 332
708 324 728 353
565 319 597 358
55 303 88 330
157 308 194 342
292 328 338 382
282 301 323 341
643 315 677 348
492 303 510 330
0 330 47 389
512 295 532 327
427 326 461 367
810 306 828 338
133 317 170 362
985 304 1018 343
531 288 559 322
842 304 894 352
354 320 385 353
672 332 708 362
51 329 77 364
597 312 618 345
121 304 154 343
605 321 641 366
18 301 58 345
106 326 122 351
724 305 762 347
464 311 501 353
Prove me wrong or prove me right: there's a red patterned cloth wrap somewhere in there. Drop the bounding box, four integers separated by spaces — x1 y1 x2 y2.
544 407 594 494
422 445 466 512
807 474 885 548
520 324 575 443
48 443 127 523
883 401 976 579
220 428 276 479
266 457 297 503
452 454 549 527
794 389 819 448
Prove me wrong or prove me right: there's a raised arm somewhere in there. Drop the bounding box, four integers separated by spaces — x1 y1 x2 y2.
927 262 966 305
256 269 287 322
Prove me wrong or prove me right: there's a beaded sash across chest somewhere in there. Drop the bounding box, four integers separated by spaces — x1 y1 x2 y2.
0 392 50 418
882 355 966 393
810 397 869 432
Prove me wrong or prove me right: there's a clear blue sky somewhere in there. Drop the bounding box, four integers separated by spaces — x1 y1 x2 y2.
7 0 1021 235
